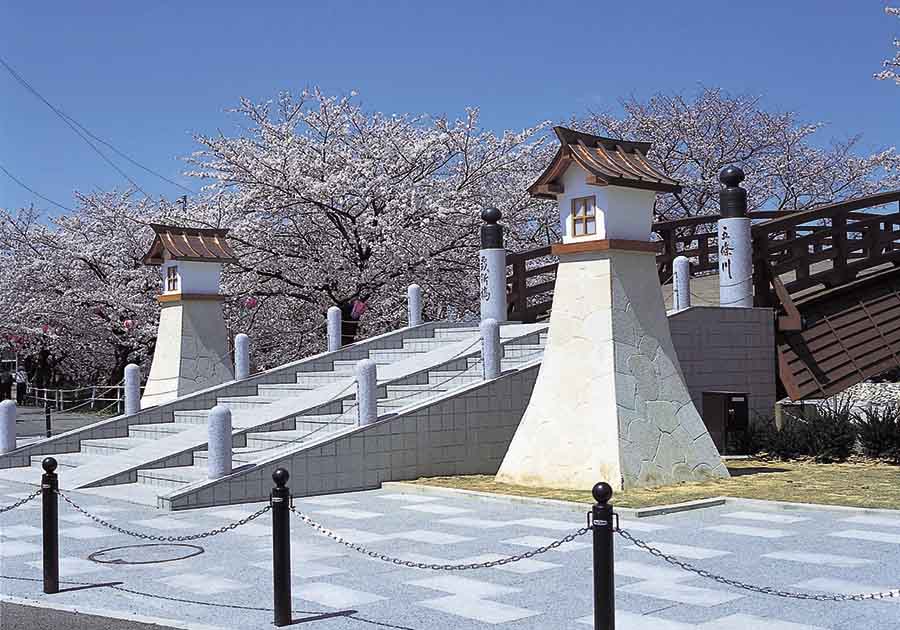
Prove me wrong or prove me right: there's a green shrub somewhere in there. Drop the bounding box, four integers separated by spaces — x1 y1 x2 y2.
806 396 857 463
855 403 900 458
764 415 813 460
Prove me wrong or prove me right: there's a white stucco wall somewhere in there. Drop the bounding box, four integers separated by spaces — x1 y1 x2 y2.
141 299 233 408
496 249 728 491
558 165 657 243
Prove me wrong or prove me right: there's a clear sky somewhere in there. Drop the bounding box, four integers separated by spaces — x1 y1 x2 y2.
1 1 898 212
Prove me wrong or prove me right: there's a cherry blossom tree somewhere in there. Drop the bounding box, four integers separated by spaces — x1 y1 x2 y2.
0 193 167 387
876 6 900 85
580 88 900 221
183 90 552 366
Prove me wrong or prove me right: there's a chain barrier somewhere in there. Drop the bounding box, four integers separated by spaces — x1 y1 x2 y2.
290 505 588 570
617 527 900 601
57 490 271 541
0 488 41 514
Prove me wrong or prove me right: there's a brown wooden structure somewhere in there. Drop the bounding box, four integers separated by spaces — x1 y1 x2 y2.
506 189 900 401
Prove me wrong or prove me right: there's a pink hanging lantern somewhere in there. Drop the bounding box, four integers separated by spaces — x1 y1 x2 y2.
350 299 368 320
123 319 136 331
41 324 50 335
244 296 258 309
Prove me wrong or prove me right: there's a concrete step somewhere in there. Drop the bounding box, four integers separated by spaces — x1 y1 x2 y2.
136 465 206 490
244 422 352 449
81 437 151 456
367 348 427 362
129 422 196 440
215 396 279 410
331 359 394 372
432 327 480 339
256 383 317 397
502 344 545 360
172 409 215 425
30 451 94 469
295 371 353 386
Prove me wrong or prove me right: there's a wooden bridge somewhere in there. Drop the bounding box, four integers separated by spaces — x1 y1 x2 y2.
506 189 900 401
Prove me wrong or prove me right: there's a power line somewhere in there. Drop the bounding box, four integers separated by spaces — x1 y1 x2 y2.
0 56 162 198
0 164 74 212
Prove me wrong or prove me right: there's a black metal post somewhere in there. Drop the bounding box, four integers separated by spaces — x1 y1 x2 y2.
592 481 615 630
271 468 292 627
44 402 51 438
41 457 59 594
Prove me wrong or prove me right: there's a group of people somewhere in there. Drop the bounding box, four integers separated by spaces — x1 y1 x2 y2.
0 367 28 405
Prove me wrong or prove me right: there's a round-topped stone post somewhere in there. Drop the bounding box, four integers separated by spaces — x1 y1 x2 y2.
591 481 615 630
718 166 752 308
479 207 507 323
234 333 250 380
356 359 378 426
0 400 15 454
41 457 59 594
327 306 342 352
207 405 232 479
480 318 501 379
407 284 423 327
271 467 292 626
673 255 691 311
124 363 141 416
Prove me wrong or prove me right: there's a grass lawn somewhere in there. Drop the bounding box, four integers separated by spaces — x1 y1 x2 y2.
409 458 900 510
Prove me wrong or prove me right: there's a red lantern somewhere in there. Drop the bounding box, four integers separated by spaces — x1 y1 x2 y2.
123 319 136 331
41 324 50 335
244 297 258 309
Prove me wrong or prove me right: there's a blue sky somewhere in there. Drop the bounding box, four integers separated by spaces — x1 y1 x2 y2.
1 1 898 212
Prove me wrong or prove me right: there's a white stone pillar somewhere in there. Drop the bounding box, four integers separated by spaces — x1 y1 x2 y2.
327 306 342 352
0 400 15 454
718 166 753 308
124 364 141 416
673 256 691 311
407 284 423 327
207 405 232 479
480 318 501 379
479 208 507 322
234 333 250 380
356 359 377 426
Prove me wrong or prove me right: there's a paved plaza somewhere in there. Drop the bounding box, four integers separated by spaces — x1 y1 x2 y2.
1 478 899 630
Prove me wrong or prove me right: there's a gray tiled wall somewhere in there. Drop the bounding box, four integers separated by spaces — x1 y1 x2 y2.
668 306 777 423
163 365 540 510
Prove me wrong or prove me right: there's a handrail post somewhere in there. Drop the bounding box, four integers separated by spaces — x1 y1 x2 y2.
41 457 59 594
44 402 52 439
271 468 292 627
591 482 615 630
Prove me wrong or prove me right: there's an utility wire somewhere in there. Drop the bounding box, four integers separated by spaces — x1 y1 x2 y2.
0 164 74 212
0 56 157 198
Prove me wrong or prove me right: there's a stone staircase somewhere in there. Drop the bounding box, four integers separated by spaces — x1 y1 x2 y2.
2 322 547 507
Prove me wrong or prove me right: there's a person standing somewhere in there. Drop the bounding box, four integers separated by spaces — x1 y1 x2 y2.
0 368 12 402
15 367 28 406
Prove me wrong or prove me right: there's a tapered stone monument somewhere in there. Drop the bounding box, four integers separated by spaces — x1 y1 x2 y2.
497 127 729 491
140 225 236 407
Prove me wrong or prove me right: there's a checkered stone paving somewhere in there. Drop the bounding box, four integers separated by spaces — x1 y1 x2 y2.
1 480 899 629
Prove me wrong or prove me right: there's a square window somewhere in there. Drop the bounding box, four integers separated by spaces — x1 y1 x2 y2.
571 196 597 237
166 266 179 292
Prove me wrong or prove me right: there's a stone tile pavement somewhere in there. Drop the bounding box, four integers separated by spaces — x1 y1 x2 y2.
1 478 899 629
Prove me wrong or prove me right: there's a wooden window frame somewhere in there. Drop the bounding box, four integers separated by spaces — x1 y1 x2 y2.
571 195 597 237
166 265 179 292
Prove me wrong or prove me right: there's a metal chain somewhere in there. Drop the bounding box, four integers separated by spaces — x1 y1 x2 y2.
290 505 589 570
0 488 41 514
57 490 271 541
617 528 900 601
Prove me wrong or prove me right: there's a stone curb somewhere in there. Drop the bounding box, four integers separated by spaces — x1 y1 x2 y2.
0 594 229 630
382 482 725 517
385 482 900 518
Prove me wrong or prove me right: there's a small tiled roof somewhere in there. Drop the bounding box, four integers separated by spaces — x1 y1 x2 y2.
142 224 237 265
528 126 681 198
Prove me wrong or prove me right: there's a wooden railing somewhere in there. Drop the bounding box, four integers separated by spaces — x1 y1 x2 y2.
506 192 900 323
750 191 900 311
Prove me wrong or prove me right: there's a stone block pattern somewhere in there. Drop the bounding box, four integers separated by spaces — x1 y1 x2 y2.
668 306 776 423
162 366 539 509
497 250 727 492
611 254 728 489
